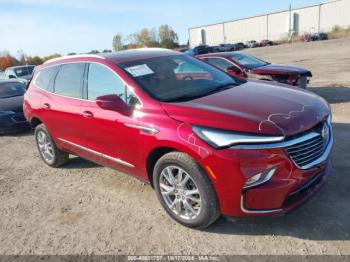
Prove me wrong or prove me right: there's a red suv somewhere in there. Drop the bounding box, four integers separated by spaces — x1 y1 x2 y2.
24 49 333 229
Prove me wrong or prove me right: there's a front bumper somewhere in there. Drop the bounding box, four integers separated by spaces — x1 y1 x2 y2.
0 112 30 134
240 161 330 216
200 121 333 218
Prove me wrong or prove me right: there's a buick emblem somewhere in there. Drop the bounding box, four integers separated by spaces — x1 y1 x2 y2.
321 123 329 140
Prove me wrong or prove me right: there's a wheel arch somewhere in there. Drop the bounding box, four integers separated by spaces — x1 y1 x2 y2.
145 141 210 188
30 116 42 129
146 147 177 187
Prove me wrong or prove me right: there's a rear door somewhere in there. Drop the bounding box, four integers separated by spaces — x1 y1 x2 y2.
40 63 86 146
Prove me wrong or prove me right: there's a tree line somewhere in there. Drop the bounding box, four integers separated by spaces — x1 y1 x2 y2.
112 24 179 51
0 24 180 70
0 51 61 71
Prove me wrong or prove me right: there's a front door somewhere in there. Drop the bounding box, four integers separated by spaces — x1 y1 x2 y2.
79 62 142 172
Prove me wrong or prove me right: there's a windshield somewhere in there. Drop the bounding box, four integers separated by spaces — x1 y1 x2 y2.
14 66 35 77
119 54 242 102
0 82 26 98
229 53 268 69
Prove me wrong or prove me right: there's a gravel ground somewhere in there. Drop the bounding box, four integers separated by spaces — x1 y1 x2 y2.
0 38 350 255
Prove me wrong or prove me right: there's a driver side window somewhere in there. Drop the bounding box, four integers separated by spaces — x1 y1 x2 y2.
87 63 140 107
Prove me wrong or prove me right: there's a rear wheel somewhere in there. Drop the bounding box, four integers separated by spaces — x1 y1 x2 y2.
153 152 220 229
35 124 69 167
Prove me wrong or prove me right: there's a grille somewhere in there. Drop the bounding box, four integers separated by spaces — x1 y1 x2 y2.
285 121 330 169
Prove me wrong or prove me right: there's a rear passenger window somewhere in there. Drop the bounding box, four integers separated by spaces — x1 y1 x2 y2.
87 63 127 101
35 66 59 91
54 63 85 98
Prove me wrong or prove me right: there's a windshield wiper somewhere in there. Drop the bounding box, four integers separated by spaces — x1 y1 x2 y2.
165 83 236 103
207 82 237 95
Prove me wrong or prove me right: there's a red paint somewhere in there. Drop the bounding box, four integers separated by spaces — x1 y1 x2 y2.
24 50 332 218
197 52 312 87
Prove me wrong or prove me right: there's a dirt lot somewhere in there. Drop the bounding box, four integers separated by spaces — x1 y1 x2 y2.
0 38 350 255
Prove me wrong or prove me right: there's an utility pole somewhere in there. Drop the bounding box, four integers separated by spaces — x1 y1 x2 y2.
223 23 226 44
288 4 292 42
318 3 322 33
267 14 269 40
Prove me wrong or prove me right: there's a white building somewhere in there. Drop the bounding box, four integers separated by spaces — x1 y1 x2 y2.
188 0 350 48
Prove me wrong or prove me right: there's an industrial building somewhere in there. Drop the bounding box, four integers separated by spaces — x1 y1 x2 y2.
188 0 350 48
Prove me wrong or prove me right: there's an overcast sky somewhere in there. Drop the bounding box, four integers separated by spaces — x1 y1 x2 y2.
0 0 324 56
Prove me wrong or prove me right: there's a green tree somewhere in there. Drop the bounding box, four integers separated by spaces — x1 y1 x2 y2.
137 28 151 47
29 56 43 65
158 24 179 49
42 53 61 63
112 33 123 51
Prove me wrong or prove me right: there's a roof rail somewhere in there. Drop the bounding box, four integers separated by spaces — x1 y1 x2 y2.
44 54 105 64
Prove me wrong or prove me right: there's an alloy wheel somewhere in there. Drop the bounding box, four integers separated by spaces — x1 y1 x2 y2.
37 130 55 164
159 165 202 220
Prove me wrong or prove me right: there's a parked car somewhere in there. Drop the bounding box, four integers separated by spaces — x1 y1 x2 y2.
235 42 246 50
214 44 237 52
197 52 312 88
24 49 333 229
4 65 35 84
312 33 328 41
300 33 328 42
0 80 29 134
246 40 259 48
188 45 214 55
260 39 274 47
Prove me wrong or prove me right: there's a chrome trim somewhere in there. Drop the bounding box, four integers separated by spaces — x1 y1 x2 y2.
240 194 283 214
58 138 134 168
194 126 284 148
232 131 319 149
125 123 159 135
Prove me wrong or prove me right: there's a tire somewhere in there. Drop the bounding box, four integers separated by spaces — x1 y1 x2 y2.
153 152 220 229
35 124 69 167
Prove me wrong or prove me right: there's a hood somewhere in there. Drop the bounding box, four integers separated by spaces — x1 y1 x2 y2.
252 64 312 76
161 80 329 137
0 95 24 112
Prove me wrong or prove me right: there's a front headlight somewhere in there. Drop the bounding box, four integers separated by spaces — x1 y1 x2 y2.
192 126 284 149
0 111 15 116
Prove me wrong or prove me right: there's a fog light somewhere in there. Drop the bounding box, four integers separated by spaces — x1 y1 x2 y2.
243 168 276 190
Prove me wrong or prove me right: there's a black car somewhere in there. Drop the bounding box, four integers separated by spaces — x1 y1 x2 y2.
4 65 35 85
0 80 29 134
235 42 246 50
193 45 214 55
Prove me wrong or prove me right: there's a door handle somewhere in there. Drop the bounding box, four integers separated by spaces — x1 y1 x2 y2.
82 111 94 118
43 103 51 109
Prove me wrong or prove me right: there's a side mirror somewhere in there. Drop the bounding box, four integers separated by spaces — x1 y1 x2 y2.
226 66 242 74
96 94 131 116
8 75 17 79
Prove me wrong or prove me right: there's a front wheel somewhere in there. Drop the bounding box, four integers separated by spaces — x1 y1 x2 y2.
153 152 220 229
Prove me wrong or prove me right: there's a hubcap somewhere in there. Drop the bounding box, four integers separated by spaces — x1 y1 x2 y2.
159 166 201 220
37 130 55 164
